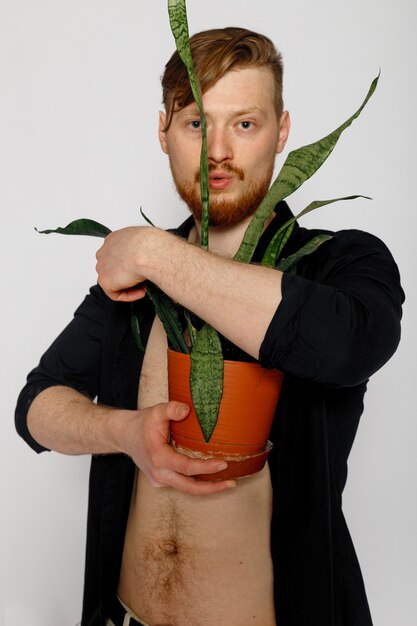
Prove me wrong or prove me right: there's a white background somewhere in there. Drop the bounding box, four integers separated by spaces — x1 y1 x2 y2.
1 1 416 624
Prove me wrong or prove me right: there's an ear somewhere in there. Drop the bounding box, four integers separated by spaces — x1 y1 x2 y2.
276 111 291 154
159 111 169 154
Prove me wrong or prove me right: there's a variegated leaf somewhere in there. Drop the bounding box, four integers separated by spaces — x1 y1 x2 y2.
190 324 224 442
261 195 369 267
235 74 379 264
168 0 210 249
276 234 333 272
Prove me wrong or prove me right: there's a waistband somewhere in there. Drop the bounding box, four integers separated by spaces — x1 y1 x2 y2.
108 595 149 626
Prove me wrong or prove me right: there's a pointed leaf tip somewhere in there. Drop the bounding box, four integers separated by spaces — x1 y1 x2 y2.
190 324 224 442
234 74 380 264
140 207 157 227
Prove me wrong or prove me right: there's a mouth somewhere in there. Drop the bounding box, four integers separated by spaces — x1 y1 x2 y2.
208 174 233 191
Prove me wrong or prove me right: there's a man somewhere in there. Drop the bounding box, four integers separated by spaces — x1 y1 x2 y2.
15 27 403 626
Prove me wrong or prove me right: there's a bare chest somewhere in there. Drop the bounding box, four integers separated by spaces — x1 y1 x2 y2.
118 318 275 625
137 316 169 409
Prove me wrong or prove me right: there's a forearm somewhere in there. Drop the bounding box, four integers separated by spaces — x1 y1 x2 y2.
149 232 283 359
27 386 236 494
95 226 283 358
27 385 130 456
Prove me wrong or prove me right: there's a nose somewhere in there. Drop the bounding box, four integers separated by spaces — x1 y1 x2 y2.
207 127 233 164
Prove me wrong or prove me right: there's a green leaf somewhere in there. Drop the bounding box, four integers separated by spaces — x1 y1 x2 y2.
168 0 209 249
184 309 197 347
131 313 144 351
234 73 380 263
291 194 371 222
146 283 189 354
261 195 369 267
35 218 111 238
190 324 224 442
276 234 333 272
140 206 157 227
261 222 295 268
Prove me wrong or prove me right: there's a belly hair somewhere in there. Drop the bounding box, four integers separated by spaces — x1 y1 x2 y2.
138 503 193 606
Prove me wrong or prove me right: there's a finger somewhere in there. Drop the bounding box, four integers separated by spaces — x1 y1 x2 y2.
161 445 230 477
147 401 190 423
154 468 236 496
113 288 147 302
95 245 104 260
162 401 190 421
150 402 229 476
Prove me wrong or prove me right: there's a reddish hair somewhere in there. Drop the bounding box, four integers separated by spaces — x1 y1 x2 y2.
161 27 284 130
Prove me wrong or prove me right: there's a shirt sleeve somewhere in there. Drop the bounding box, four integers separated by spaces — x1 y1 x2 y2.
15 284 107 453
259 229 404 387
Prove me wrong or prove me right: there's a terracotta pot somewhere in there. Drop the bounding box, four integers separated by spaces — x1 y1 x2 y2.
168 349 283 480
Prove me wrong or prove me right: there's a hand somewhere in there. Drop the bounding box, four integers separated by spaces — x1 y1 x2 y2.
122 401 236 495
95 226 159 302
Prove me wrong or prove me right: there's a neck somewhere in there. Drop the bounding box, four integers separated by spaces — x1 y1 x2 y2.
188 213 275 258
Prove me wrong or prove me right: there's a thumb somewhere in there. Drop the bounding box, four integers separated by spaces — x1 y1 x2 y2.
166 401 190 422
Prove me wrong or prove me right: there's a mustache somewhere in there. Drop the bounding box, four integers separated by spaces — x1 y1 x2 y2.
195 163 245 182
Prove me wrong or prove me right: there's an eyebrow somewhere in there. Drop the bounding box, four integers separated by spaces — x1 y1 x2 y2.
232 106 265 116
178 105 266 118
177 105 200 117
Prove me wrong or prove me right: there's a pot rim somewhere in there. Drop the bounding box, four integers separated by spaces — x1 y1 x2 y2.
167 347 277 373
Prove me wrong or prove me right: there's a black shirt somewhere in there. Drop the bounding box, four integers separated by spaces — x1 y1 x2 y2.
15 202 404 625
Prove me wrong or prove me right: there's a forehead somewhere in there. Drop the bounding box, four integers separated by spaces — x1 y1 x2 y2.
175 66 276 118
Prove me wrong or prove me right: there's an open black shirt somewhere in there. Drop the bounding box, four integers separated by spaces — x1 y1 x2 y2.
15 203 404 625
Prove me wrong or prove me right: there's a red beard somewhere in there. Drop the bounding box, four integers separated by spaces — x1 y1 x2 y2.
172 162 274 227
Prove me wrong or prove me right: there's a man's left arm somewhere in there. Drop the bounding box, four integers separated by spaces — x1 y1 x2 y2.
95 226 404 386
95 226 282 359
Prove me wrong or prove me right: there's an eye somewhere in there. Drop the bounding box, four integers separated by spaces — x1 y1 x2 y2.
189 120 201 129
239 120 253 130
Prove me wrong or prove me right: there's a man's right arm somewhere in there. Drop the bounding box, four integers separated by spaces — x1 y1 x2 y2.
26 385 129 456
26 386 233 494
16 285 232 494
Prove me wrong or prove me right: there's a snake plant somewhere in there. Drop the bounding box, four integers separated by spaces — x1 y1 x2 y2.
38 0 379 442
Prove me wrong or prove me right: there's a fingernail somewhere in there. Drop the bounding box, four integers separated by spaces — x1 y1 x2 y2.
216 461 228 471
226 480 237 488
176 403 189 416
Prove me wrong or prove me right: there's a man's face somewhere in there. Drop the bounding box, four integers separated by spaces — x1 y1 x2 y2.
159 66 290 227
